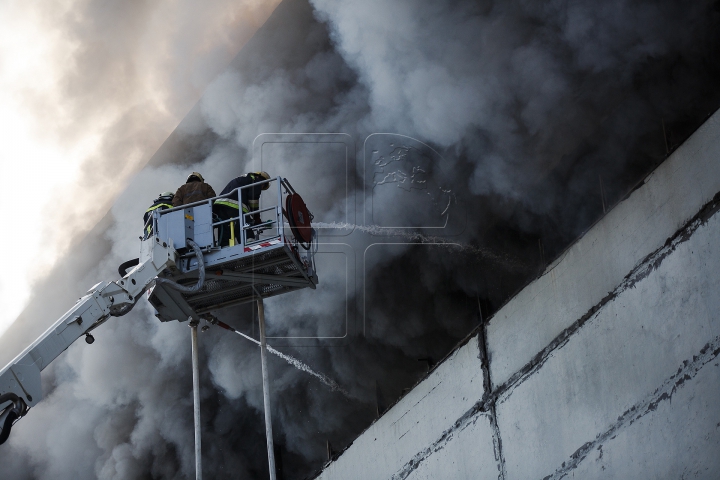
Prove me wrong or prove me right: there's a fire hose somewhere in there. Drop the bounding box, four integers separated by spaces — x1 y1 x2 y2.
154 239 206 294
0 393 27 445
112 239 205 318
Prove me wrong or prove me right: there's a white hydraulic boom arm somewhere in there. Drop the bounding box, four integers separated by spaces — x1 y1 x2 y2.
0 236 190 445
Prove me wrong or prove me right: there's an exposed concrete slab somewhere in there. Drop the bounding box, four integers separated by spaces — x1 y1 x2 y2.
567 361 720 479
404 412 499 480
487 110 720 388
316 338 485 480
497 207 720 480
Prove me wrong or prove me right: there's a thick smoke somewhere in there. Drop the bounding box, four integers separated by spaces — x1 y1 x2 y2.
1 0 719 478
0 0 279 362
3 0 280 326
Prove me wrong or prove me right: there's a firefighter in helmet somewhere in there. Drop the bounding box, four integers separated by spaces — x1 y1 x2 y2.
143 192 174 238
214 171 271 246
172 172 216 207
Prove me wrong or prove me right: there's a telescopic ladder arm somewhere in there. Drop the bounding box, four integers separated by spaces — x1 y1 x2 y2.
0 237 178 445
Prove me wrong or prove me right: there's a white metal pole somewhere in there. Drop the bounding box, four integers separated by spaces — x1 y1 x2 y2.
257 299 277 480
190 321 202 480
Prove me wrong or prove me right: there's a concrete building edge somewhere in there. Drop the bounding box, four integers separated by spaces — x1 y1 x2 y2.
378 185 720 480
314 188 720 479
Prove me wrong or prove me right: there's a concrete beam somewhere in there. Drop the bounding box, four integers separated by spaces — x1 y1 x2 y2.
316 339 486 479
497 205 720 479
487 110 720 388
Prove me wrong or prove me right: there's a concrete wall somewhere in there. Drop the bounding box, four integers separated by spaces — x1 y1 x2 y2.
316 110 720 479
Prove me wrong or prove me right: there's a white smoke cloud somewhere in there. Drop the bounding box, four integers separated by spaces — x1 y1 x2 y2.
0 0 281 336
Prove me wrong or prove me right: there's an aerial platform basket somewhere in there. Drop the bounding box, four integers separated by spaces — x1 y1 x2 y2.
145 177 318 322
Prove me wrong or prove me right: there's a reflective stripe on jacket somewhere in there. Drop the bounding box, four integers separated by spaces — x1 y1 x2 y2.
214 198 249 213
143 200 174 230
146 202 173 213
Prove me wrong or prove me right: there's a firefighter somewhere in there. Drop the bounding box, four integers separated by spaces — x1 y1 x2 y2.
214 171 271 246
143 191 174 238
172 172 216 207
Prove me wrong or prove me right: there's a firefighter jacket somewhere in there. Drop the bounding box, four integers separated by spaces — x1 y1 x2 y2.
172 181 217 207
143 199 173 235
144 199 173 225
216 173 265 211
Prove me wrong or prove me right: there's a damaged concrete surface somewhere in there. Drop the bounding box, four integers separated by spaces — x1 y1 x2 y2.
316 112 720 479
498 208 720 476
487 110 720 388
317 339 486 479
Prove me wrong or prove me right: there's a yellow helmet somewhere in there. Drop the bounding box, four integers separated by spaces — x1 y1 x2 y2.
187 172 204 183
256 171 271 190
